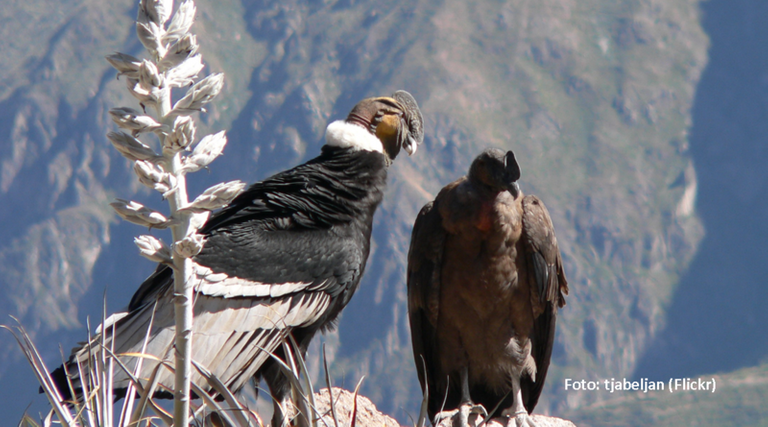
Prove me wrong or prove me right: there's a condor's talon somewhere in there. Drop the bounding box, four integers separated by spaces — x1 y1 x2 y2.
433 402 488 427
465 403 489 427
500 409 538 427
433 408 459 425
467 402 488 417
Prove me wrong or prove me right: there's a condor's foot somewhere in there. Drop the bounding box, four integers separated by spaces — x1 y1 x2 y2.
500 409 537 427
434 403 488 427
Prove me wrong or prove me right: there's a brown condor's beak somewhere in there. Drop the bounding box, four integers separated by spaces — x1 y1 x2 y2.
346 90 424 161
504 150 522 198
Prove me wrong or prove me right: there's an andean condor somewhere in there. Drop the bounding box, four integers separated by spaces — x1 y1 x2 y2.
407 148 568 427
52 91 423 427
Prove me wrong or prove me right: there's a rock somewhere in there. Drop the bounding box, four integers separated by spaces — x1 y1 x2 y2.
434 414 576 427
313 388 576 427
313 387 401 427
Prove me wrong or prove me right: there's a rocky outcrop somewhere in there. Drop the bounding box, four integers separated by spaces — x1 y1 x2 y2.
314 388 400 427
314 388 577 427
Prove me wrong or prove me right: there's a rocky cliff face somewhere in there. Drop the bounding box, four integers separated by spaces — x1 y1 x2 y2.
0 0 707 422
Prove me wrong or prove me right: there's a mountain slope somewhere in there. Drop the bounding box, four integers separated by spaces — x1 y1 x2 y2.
567 363 768 427
0 0 709 422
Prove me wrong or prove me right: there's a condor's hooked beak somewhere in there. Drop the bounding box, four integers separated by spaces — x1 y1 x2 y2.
392 90 424 156
504 150 522 198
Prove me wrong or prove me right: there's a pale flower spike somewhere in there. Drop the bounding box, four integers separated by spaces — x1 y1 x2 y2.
125 77 159 107
174 233 205 258
141 0 174 26
134 160 177 196
107 131 160 162
109 107 165 136
105 52 142 79
181 180 246 212
164 115 196 154
136 18 164 57
164 0 196 44
103 0 228 424
138 60 163 91
159 34 199 72
135 235 172 264
110 199 170 229
171 73 224 114
181 130 227 173
164 54 204 87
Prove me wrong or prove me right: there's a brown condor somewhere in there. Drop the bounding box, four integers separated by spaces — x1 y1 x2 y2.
408 148 568 427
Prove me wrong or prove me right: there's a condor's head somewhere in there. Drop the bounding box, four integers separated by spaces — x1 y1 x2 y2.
325 90 424 164
468 147 522 198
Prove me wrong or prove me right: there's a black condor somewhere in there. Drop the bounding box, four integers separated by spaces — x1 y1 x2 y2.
53 91 423 427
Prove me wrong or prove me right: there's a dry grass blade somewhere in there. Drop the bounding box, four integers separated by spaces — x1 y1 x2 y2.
286 335 316 427
133 362 170 426
1 320 76 427
43 409 54 427
84 316 106 425
73 387 103 423
100 293 115 427
254 342 322 427
84 317 97 422
54 350 85 425
190 378 264 427
416 356 429 427
282 341 308 427
190 359 255 427
87 340 170 426
437 375 450 424
119 300 158 427
101 349 172 426
74 358 97 426
350 376 365 427
254 343 305 401
16 413 40 427
188 380 240 427
322 344 339 427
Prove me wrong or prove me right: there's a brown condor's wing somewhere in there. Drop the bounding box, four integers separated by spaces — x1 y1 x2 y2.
520 194 569 411
407 199 449 419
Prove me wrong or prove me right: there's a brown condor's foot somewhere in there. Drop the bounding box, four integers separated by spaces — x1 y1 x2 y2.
433 402 488 427
500 374 538 427
433 366 488 427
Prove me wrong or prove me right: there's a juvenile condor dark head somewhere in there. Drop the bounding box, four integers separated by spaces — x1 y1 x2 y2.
468 147 522 198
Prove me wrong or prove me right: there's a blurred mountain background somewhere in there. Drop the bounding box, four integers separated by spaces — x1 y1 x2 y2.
0 0 765 426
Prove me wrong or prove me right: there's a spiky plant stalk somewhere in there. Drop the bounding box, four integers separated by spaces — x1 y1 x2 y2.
106 1 241 425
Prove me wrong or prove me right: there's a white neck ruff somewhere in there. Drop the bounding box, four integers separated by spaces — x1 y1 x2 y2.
325 120 384 153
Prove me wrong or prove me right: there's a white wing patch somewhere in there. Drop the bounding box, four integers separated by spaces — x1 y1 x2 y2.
191 262 315 298
95 311 130 334
73 270 334 396
325 120 384 153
